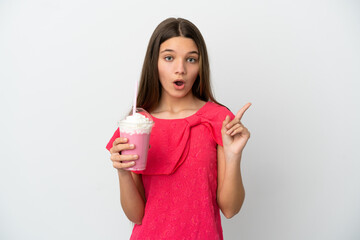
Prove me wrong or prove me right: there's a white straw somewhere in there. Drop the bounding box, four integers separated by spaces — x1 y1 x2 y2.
133 81 138 115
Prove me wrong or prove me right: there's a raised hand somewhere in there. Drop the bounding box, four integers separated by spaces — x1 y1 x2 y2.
221 103 251 157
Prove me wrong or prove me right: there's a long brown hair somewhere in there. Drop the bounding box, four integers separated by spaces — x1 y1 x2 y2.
136 17 222 112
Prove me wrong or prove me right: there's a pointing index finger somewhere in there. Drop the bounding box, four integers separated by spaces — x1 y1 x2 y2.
235 102 252 120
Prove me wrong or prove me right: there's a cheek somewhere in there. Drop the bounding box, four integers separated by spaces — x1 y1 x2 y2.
189 66 200 82
158 62 170 79
157 64 165 83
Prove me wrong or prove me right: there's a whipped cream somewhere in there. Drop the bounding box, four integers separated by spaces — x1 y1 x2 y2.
118 113 153 135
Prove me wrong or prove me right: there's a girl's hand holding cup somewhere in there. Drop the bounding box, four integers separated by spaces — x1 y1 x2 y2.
110 137 138 171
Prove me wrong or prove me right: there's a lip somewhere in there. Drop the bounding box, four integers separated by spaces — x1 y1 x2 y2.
173 79 185 90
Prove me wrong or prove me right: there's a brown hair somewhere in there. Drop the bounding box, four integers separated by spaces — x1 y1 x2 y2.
136 17 222 112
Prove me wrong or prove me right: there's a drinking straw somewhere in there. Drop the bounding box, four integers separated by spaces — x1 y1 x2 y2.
133 81 138 115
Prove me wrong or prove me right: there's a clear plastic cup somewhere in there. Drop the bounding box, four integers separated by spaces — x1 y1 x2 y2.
118 108 154 171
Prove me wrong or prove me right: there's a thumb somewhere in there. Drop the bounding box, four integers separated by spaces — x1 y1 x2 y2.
221 115 231 134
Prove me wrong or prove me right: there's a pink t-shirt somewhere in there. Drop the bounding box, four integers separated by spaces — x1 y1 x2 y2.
106 102 235 240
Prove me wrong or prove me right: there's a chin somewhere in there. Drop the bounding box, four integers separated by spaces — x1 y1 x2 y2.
174 90 193 99
171 93 188 99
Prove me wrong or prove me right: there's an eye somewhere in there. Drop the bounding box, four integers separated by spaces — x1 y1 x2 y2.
164 56 173 61
187 57 197 63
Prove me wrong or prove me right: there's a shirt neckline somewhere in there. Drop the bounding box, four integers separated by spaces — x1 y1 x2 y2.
150 101 209 121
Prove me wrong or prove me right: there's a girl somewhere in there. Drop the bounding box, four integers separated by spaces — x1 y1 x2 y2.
106 17 251 240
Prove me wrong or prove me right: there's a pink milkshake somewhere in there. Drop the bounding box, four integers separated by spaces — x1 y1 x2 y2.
118 108 154 171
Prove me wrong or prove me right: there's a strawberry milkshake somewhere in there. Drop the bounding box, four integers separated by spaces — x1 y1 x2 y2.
118 108 154 171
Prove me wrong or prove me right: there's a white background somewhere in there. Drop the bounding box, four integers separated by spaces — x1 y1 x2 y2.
1 0 359 239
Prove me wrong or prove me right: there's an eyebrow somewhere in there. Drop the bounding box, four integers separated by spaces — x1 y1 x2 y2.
160 49 199 55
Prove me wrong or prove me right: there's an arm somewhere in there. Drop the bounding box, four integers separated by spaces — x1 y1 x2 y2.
110 137 146 225
217 145 245 219
216 103 251 219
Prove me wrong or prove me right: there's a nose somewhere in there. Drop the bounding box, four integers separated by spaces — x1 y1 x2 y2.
175 59 186 75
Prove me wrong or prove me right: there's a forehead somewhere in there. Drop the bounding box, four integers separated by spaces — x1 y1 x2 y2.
159 37 198 52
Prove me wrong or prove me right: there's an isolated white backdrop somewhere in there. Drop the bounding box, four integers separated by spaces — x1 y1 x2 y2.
1 0 359 239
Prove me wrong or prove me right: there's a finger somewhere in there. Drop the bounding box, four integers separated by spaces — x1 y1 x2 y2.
111 143 135 153
235 102 252 120
113 161 135 169
226 117 241 129
113 137 128 146
230 126 245 136
111 153 138 162
231 127 250 137
222 115 231 134
111 138 129 153
226 123 243 135
110 143 133 154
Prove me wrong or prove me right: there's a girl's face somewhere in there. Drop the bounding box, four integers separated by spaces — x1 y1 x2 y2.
158 37 200 100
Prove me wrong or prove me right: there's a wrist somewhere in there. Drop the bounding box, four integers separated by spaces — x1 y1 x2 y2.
117 169 131 177
225 151 242 162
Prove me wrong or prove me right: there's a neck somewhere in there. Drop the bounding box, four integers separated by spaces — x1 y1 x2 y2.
152 91 205 118
160 92 197 112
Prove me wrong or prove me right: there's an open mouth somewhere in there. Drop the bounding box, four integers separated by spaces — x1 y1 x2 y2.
173 80 185 90
174 80 184 86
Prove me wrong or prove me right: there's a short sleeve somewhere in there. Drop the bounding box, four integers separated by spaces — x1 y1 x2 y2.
105 128 120 151
197 102 235 147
